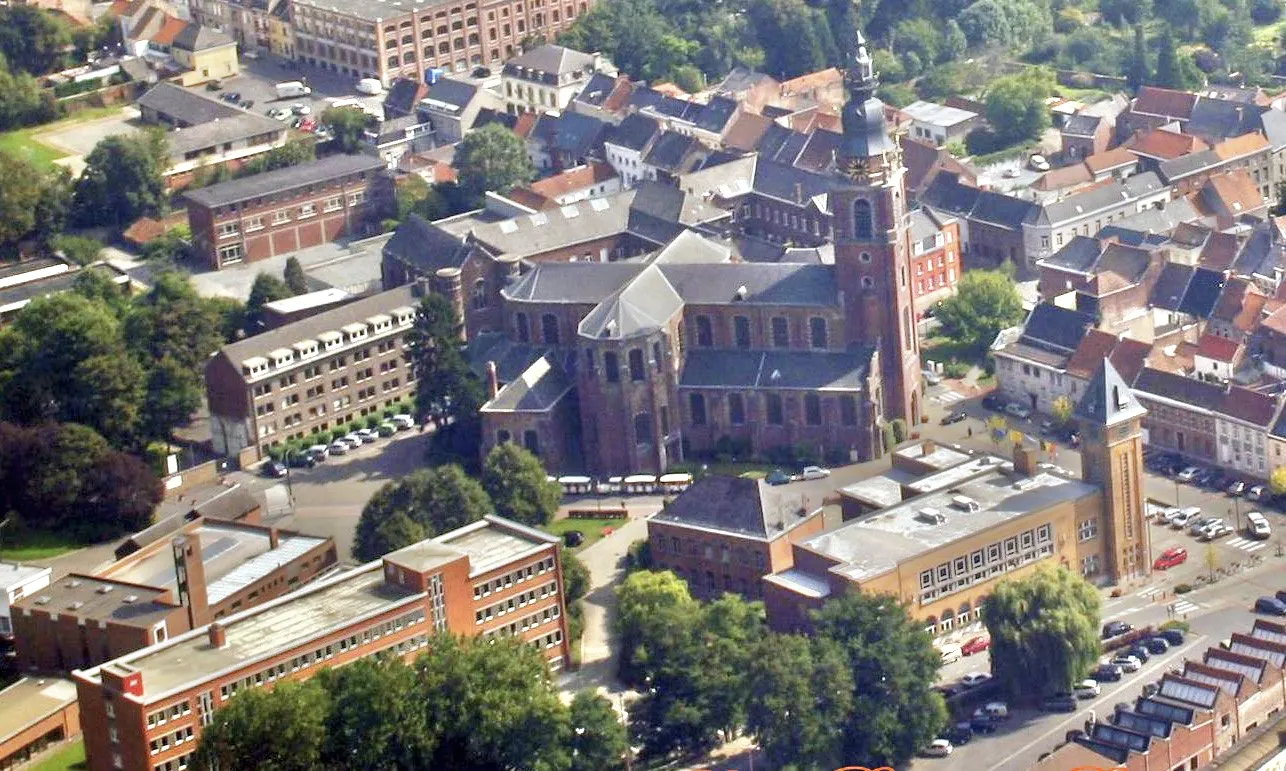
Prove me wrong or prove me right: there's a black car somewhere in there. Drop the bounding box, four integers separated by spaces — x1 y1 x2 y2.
982 393 1006 411
766 469 792 486
1127 644 1151 663
1042 693 1077 712
969 715 998 734
261 461 287 478
1093 664 1123 682
286 452 316 468
563 530 584 547
1102 620 1133 639
1143 637 1170 654
1159 628 1184 646
944 725 972 745
941 409 968 425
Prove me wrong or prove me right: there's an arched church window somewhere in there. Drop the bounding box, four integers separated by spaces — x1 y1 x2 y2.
853 199 873 240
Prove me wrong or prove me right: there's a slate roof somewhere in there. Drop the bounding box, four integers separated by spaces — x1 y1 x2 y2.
420 77 476 113
972 190 1037 229
644 131 701 172
1158 149 1221 182
506 44 595 78
1211 277 1267 333
606 113 660 152
548 111 608 157
920 171 982 217
1133 367 1225 408
574 72 624 108
1041 235 1103 275
1231 222 1285 278
678 348 873 390
185 154 384 208
1039 173 1165 226
168 113 284 156
661 263 838 306
384 78 428 116
480 354 572 412
794 129 842 173
137 82 239 126
1019 303 1095 353
751 157 836 208
577 264 683 339
649 475 817 540
173 24 232 51
1187 99 1268 141
466 333 551 383
1149 263 1194 311
1091 243 1152 295
383 214 470 274
1062 114 1103 137
1075 360 1147 425
1177 267 1224 317
694 96 739 134
842 95 897 158
503 262 646 304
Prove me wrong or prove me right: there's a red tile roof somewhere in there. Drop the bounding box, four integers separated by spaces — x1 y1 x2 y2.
150 15 189 46
1198 231 1240 271
1109 338 1151 384
503 187 557 210
1196 333 1242 363
723 112 773 152
778 68 842 97
513 112 538 139
1213 132 1271 161
1222 385 1278 426
1127 128 1208 160
1066 330 1118 379
528 161 617 199
1202 169 1265 217
1083 146 1137 175
1132 86 1199 119
1032 163 1093 191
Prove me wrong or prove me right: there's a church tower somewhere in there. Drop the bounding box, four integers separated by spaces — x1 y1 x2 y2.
832 27 922 425
1075 360 1151 583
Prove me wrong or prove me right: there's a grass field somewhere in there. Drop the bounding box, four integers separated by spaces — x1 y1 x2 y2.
30 740 86 771
3 531 83 562
0 106 128 169
544 515 629 550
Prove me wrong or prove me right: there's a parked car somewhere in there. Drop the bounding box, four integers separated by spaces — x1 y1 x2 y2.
298 117 318 132
1248 484 1268 501
1176 466 1200 482
922 369 943 386
262 460 287 478
969 715 998 734
982 393 1006 411
307 443 329 461
962 635 991 656
1256 597 1286 616
1074 679 1100 699
1093 664 1123 682
923 739 953 758
391 414 415 429
1170 508 1202 528
328 440 349 455
1005 403 1032 419
377 422 397 437
291 103 311 115
343 432 365 447
941 409 968 425
286 452 316 468
1126 645 1151 663
1143 637 1169 654
1246 511 1272 539
1200 520 1232 540
1159 629 1185 646
356 428 379 442
960 672 992 688
975 702 1009 720
800 466 831 480
1187 515 1218 535
939 644 962 665
1110 655 1141 672
1042 693 1078 712
766 469 793 486
1029 153 1051 171
944 724 972 745
1228 480 1247 496
1102 620 1134 639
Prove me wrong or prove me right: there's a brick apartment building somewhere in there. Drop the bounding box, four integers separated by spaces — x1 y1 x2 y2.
205 285 422 460
647 475 827 601
184 154 392 270
292 0 592 87
73 516 569 771
12 517 336 672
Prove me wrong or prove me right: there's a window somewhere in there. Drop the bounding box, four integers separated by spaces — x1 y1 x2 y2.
523 429 539 455
604 351 619 383
728 393 745 424
853 199 873 239
540 313 559 344
633 413 653 446
766 394 783 425
840 396 857 425
299 203 316 218
804 394 821 425
471 278 487 309
734 316 751 349
809 317 827 348
690 393 707 425
695 315 713 346
771 317 789 347
1078 519 1098 542
515 313 529 343
628 349 645 381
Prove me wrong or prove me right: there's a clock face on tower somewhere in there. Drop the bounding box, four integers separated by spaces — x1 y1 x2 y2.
843 157 869 184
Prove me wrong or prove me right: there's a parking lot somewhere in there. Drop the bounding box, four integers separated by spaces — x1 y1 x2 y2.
197 54 387 127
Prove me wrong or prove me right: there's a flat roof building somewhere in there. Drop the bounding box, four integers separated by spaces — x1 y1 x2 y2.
0 562 52 639
73 515 569 771
0 677 80 768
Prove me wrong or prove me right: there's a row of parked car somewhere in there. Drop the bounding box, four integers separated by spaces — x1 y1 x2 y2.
1253 590 1286 616
261 414 416 476
1146 449 1275 503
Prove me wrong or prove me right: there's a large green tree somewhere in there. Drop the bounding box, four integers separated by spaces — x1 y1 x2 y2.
73 129 169 227
569 691 628 771
0 152 70 256
246 272 293 331
935 267 1025 354
746 634 854 770
982 564 1102 698
983 68 1055 146
192 681 330 771
614 569 701 684
354 464 493 560
321 107 371 153
455 123 535 201
481 442 561 526
320 658 437 768
0 6 71 74
283 256 308 294
1152 26 1203 89
406 292 486 467
813 593 948 768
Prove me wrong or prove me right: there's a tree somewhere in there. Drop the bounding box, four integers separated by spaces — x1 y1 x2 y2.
813 593 947 767
983 68 1054 146
1127 24 1151 91
72 129 169 227
320 658 437 768
1204 541 1219 581
0 152 44 256
396 176 450 222
354 465 493 560
0 293 145 446
935 268 1025 354
1100 0 1151 26
406 293 486 466
192 681 330 771
1153 26 1202 89
283 256 308 294
1271 465 1286 496
569 691 628 771
746 634 854 770
982 564 1101 699
0 6 72 75
613 569 700 684
561 548 589 602
246 272 293 330
1051 395 1075 427
481 443 561 526
0 57 59 132
321 106 371 153
241 139 315 176
52 234 104 265
455 123 536 202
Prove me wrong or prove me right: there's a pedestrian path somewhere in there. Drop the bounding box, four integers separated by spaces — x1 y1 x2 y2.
1225 536 1269 553
930 390 967 405
1172 598 1200 616
1137 586 1165 600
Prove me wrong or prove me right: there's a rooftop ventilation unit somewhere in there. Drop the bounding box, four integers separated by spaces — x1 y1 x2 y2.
916 508 947 525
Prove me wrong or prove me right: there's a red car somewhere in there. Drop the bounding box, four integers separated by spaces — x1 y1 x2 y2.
962 636 991 656
298 117 318 132
1153 546 1188 571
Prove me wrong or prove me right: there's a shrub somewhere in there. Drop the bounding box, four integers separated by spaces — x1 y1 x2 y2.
891 418 908 444
626 539 653 573
944 360 970 379
365 414 382 429
965 127 1003 156
1160 619 1191 632
1174 583 1193 594
267 445 285 462
881 423 895 452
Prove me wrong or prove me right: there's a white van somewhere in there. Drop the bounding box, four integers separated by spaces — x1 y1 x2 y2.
275 81 312 99
1247 511 1272 539
939 644 963 664
356 78 384 95
391 414 415 430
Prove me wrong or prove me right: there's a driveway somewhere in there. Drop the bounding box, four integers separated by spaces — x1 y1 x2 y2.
36 107 141 177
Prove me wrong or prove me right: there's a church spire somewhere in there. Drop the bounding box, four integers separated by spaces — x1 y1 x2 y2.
839 18 895 164
845 27 876 101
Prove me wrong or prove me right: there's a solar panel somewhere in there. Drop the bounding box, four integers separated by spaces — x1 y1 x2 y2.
561 205 580 219
1159 678 1216 708
590 198 610 211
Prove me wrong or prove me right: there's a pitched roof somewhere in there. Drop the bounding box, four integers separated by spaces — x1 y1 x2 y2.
1222 385 1278 426
137 82 240 126
1128 128 1208 160
420 77 475 113
1200 169 1266 218
1040 235 1103 275
1195 333 1242 363
1158 149 1222 181
384 78 430 116
1075 359 1147 425
185 154 384 209
1132 86 1199 119
1188 98 1268 141
173 23 232 50
679 347 873 390
650 475 818 540
1033 163 1094 192
1066 329 1119 379
1062 114 1103 137
167 112 284 157
660 262 837 306
1133 367 1225 408
150 15 189 46
1039 173 1164 226
577 264 683 339
1090 243 1153 295
644 131 701 172
1198 231 1240 270
1084 146 1138 175
607 112 661 152
1178 267 1224 317
1211 278 1266 333
722 111 774 152
480 354 572 412
778 67 842 97
383 214 471 274
1213 131 1271 160
1149 262 1194 311
506 44 595 77
528 162 617 199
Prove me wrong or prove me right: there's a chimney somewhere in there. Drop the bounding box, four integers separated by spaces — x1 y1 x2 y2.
208 622 227 649
794 182 803 204
921 439 936 457
486 360 499 399
1013 443 1038 476
268 527 279 549
171 534 209 629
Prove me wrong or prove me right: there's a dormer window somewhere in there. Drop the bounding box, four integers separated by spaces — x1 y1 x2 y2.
319 331 343 350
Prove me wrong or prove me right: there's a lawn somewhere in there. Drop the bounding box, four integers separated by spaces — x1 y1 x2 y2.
668 461 777 479
3 531 83 562
30 740 86 771
544 515 629 550
0 106 128 170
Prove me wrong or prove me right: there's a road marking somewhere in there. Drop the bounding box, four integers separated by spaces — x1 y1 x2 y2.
1226 537 1268 553
1137 587 1164 599
1172 599 1200 615
931 391 967 404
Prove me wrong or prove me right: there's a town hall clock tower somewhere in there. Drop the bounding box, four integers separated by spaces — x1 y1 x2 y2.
832 26 923 426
